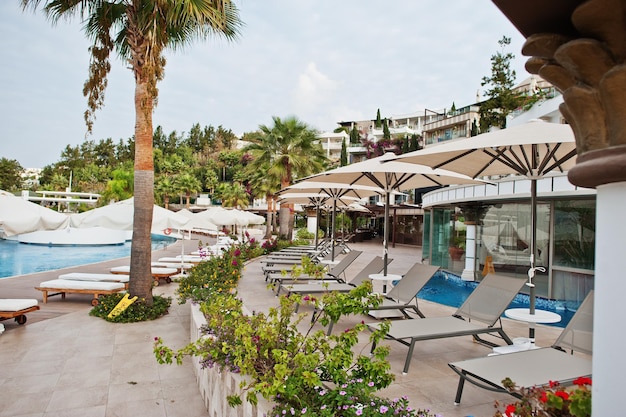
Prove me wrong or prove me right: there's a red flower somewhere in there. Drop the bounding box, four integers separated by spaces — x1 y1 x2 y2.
555 390 570 401
540 391 548 403
573 376 592 386
505 404 517 417
548 380 559 388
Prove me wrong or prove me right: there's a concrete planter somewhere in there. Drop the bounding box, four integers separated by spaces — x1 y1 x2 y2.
189 303 272 417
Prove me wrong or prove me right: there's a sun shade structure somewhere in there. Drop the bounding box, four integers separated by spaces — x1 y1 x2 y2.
70 197 189 234
305 152 488 274
391 120 577 335
278 182 387 260
277 193 365 249
0 191 70 236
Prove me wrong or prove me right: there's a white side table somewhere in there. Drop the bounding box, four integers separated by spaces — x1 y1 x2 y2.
504 308 561 345
368 273 401 294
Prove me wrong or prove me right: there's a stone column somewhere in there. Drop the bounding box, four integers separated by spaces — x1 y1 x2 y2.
461 221 477 281
520 1 626 413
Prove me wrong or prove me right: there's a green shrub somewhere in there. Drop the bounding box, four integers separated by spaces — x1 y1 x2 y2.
296 228 315 239
90 293 171 323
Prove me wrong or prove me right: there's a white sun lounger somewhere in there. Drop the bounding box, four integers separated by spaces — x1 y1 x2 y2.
59 272 130 284
110 266 178 285
151 262 195 271
158 256 206 264
0 299 40 325
35 279 126 306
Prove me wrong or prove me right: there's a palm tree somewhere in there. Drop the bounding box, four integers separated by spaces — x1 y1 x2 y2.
246 162 280 238
155 175 176 209
174 172 202 208
244 116 327 238
22 0 242 303
217 182 249 209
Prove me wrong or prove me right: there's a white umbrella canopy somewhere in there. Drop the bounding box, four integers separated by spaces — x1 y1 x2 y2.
176 208 219 232
70 197 189 234
306 152 488 274
276 193 364 207
279 182 388 259
197 206 248 227
0 191 70 236
277 193 366 249
236 210 265 225
391 120 576 179
391 119 577 330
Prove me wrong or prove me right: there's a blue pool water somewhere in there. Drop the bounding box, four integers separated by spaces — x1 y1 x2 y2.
417 271 576 328
0 236 176 279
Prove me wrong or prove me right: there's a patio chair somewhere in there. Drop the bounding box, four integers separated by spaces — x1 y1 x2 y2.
324 263 440 335
269 250 362 294
0 299 40 325
448 290 593 405
368 273 526 374
280 256 389 300
367 263 440 319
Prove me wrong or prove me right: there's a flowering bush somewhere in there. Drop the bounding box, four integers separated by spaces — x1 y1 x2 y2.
175 245 243 303
495 377 591 417
156 238 444 416
271 381 441 416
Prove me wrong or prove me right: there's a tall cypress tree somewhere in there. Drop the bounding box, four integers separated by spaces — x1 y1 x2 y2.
478 36 523 132
375 109 382 128
340 138 348 166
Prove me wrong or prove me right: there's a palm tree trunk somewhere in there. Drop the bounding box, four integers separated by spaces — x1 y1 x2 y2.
264 194 273 239
128 75 155 304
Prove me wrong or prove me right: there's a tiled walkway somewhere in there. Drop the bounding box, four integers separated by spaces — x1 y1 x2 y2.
0 238 564 417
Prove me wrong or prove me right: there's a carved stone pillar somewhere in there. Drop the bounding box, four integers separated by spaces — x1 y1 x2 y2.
520 0 626 188
515 1 626 414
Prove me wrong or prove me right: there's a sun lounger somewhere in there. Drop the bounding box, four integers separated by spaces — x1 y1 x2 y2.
281 256 389 299
268 250 362 293
367 263 440 319
0 299 40 325
448 290 593 404
324 263 438 334
59 272 130 284
158 256 206 264
368 273 526 374
35 279 126 306
110 266 178 285
151 262 195 271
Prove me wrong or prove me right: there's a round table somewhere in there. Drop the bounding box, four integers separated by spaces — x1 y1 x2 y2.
505 308 561 344
369 273 402 294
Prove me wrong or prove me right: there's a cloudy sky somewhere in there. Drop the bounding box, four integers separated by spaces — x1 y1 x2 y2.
0 1 530 168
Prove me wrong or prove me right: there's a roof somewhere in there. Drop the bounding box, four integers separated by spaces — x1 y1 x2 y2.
491 0 585 38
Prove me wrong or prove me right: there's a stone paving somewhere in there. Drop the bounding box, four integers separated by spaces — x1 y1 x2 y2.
0 237 565 417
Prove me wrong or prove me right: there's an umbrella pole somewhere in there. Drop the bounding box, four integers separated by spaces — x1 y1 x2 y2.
383 191 390 276
314 205 320 249
331 199 337 261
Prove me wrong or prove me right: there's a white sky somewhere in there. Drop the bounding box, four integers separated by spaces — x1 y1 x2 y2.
0 1 529 168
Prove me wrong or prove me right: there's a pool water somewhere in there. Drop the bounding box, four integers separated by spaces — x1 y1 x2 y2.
417 271 576 328
0 236 176 279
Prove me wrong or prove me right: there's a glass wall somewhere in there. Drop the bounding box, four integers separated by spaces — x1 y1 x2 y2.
423 198 596 303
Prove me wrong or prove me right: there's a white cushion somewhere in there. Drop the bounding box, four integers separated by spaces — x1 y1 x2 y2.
59 273 129 283
38 279 125 291
0 299 39 311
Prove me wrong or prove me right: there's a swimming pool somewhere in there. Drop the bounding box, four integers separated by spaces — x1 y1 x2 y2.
0 235 176 279
417 271 576 328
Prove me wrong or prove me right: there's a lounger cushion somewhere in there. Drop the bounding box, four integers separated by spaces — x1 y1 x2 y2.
59 272 129 283
109 266 177 276
38 279 125 291
0 299 39 312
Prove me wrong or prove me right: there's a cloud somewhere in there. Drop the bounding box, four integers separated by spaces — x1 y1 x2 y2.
293 62 337 113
